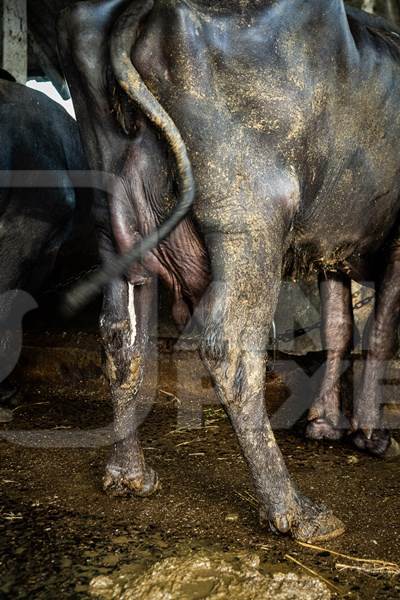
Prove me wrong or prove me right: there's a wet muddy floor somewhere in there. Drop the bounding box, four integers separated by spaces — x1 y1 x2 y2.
0 340 399 599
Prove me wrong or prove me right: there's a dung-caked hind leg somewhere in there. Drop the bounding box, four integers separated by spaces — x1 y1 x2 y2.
100 277 159 496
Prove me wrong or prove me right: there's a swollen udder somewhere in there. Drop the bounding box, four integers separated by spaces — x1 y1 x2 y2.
110 187 210 329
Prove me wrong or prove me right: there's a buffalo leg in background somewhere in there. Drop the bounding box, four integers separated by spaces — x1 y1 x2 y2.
307 271 353 440
353 244 400 457
0 184 75 402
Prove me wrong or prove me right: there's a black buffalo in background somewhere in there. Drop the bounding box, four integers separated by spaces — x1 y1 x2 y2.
0 71 95 408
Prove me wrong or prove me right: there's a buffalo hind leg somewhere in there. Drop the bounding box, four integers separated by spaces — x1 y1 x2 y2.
307 271 353 441
100 277 159 496
353 245 400 458
201 234 344 541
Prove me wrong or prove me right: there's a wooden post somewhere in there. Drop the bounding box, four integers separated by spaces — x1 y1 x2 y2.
0 0 27 83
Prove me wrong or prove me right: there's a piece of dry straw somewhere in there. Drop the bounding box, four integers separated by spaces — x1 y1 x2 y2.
297 541 400 577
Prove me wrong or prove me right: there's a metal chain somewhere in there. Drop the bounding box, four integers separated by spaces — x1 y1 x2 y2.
274 291 375 344
352 294 375 311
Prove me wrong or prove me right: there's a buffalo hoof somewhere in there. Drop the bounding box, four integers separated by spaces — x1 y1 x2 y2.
352 430 400 459
103 465 159 498
306 418 344 441
260 494 345 542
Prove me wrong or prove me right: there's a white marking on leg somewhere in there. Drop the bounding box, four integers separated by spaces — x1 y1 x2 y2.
128 283 137 347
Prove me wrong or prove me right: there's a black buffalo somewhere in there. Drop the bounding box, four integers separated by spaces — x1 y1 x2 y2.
0 74 91 390
58 0 400 541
